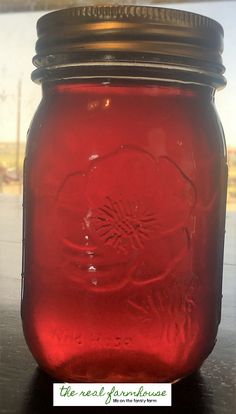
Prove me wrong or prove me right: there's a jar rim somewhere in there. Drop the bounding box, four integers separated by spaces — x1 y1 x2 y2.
32 4 226 88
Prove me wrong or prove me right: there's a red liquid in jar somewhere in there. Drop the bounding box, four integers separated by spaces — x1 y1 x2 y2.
21 82 227 382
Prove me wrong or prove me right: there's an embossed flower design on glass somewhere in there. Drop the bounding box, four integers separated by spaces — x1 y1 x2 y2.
56 147 196 292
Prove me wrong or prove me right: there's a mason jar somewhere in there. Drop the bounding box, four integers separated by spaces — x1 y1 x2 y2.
21 5 227 383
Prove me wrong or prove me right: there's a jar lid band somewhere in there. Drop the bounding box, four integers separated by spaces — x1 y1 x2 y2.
32 5 226 88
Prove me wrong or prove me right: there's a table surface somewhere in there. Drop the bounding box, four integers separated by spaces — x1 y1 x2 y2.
0 194 235 414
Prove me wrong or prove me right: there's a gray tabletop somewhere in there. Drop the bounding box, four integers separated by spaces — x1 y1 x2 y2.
0 194 235 413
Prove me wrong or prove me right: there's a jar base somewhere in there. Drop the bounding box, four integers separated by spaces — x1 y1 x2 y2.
40 349 197 384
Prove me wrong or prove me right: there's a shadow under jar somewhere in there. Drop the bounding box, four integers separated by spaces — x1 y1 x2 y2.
21 5 227 383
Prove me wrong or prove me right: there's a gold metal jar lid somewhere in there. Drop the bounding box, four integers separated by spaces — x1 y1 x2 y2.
32 5 226 88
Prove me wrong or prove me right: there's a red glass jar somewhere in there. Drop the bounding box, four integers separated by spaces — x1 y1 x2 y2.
21 5 227 383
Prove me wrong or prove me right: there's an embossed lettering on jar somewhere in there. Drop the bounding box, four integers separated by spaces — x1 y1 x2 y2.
21 5 227 383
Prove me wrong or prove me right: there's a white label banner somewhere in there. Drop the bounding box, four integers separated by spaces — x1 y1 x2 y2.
53 383 172 407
